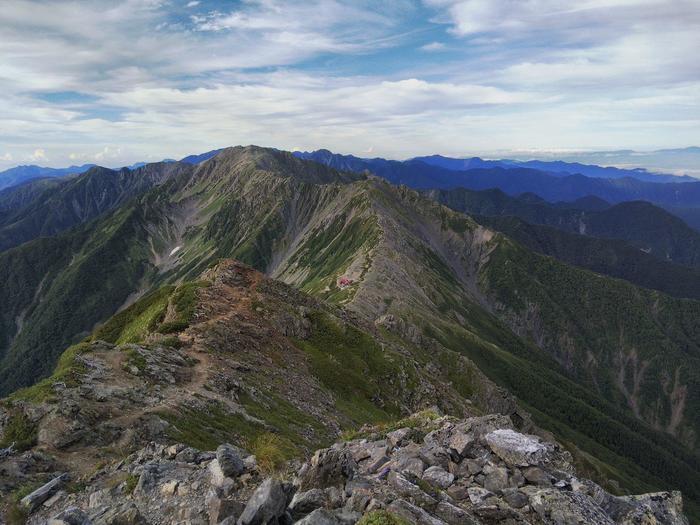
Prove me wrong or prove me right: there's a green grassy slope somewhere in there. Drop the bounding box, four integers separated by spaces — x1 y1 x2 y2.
476 214 700 300
0 203 156 394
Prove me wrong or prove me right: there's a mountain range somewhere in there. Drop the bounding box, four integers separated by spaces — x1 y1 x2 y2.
0 164 95 192
0 152 212 194
295 149 700 212
1 146 699 521
412 154 697 183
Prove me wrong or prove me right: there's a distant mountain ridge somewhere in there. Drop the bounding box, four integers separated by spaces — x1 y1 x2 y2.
0 162 190 252
0 149 217 193
179 148 224 164
427 187 700 268
413 154 696 183
295 149 700 210
0 163 95 191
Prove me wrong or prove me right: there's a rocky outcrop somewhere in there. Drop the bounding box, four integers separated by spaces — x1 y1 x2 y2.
14 411 687 525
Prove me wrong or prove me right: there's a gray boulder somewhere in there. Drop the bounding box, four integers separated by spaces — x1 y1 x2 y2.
485 429 551 467
288 488 328 520
434 501 479 525
482 464 509 492
529 489 615 525
207 489 245 525
217 444 246 478
238 478 289 525
467 487 495 505
388 499 448 525
92 502 145 525
299 448 357 491
422 466 454 489
48 506 91 525
295 508 340 525
618 491 689 525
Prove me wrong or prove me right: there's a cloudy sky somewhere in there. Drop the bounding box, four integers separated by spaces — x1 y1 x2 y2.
0 0 698 169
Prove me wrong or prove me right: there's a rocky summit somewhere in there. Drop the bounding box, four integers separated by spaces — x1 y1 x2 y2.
5 410 688 525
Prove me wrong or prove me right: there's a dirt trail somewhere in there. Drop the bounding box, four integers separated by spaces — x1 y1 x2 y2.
34 263 271 476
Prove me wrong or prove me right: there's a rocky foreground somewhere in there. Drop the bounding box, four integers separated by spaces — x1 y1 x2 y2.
6 410 688 525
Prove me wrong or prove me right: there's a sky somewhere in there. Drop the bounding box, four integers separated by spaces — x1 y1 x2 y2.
0 0 699 170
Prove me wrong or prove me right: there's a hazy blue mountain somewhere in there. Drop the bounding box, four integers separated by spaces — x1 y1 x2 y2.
0 163 95 191
296 149 700 209
180 148 224 164
515 146 700 178
402 154 505 171
413 155 693 183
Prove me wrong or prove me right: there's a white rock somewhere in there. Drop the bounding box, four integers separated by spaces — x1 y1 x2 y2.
161 480 179 496
485 429 550 467
208 459 227 487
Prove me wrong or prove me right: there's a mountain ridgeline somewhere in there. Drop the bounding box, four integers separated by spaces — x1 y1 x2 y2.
426 188 700 267
1 146 700 520
295 149 700 210
0 163 94 192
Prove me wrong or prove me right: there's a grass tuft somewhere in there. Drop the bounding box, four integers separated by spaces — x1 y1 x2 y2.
357 510 410 525
249 433 295 475
0 412 37 451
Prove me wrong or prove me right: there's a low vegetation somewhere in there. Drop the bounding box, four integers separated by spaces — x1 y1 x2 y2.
249 433 295 475
8 342 92 403
0 412 37 451
293 311 404 424
357 510 410 525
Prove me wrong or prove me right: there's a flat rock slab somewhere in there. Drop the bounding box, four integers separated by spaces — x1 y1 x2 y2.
21 473 68 512
485 429 550 467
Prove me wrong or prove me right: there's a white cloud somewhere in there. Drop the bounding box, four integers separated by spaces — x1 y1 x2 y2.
425 0 690 37
94 146 123 161
28 148 46 162
185 1 199 7
424 0 700 89
420 42 446 51
0 0 697 169
0 153 12 161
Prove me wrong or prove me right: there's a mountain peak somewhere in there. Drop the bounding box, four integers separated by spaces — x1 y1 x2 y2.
199 145 364 185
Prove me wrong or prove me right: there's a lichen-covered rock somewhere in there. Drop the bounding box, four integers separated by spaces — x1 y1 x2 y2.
485 428 552 467
618 492 689 525
295 508 340 525
299 448 357 491
216 444 246 478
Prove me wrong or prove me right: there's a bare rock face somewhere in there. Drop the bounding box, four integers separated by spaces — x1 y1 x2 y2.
7 412 690 525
